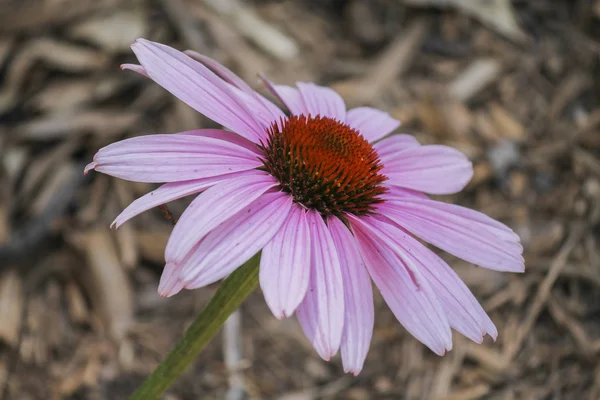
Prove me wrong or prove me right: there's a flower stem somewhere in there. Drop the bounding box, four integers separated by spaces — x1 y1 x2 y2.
130 254 261 399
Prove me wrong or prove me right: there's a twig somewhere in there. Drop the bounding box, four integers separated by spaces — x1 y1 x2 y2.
223 309 246 400
505 223 587 361
158 205 178 226
355 18 430 103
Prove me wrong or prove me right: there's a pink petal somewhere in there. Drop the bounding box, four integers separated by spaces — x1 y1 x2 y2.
297 82 346 121
184 50 254 94
164 172 277 266
181 192 293 288
260 205 311 319
131 39 265 143
259 74 308 116
296 211 345 361
349 215 453 356
328 217 374 375
184 51 286 126
382 145 473 195
346 107 401 143
111 171 252 229
367 216 497 343
158 262 184 297
87 134 262 183
379 198 524 272
382 185 429 201
177 129 261 155
373 133 421 160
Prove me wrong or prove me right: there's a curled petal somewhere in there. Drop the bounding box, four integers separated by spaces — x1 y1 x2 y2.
121 63 149 78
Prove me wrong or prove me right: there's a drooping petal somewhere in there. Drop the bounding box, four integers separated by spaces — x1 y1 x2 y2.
164 172 277 266
260 205 311 319
111 171 253 229
296 211 344 361
382 145 473 195
373 133 421 160
158 262 184 297
297 82 346 121
349 215 453 356
379 198 524 272
130 39 266 142
346 107 401 143
366 215 497 343
328 217 374 375
85 134 262 183
259 74 308 116
181 192 293 288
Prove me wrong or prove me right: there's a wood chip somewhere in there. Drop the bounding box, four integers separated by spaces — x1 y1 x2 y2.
449 59 502 102
69 11 147 52
80 227 133 341
203 0 299 60
488 103 526 142
0 271 24 347
15 110 139 140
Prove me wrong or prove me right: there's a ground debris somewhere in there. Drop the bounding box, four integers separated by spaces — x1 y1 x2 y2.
0 0 598 398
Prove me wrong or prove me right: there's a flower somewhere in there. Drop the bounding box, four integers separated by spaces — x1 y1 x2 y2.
86 39 524 375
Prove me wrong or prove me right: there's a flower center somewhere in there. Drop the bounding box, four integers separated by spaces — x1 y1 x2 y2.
261 115 387 217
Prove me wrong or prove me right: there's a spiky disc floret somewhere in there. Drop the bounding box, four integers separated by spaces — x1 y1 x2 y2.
261 115 387 217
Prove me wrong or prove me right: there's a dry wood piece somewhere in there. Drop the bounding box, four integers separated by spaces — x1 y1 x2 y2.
506 224 586 361
69 11 148 53
0 271 24 347
349 18 430 104
203 0 299 60
79 228 133 342
404 0 526 42
449 59 502 102
0 0 598 397
15 110 139 140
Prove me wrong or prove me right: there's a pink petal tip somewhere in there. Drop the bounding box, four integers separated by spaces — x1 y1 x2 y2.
84 161 97 175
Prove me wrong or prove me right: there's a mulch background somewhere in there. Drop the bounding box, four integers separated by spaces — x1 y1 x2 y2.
1 0 599 398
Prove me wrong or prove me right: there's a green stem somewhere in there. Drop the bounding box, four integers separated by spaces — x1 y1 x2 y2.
130 254 261 399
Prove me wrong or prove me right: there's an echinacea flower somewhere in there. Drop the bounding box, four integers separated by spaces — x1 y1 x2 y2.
86 39 524 375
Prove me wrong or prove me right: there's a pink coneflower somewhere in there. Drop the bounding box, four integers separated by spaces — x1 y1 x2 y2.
86 39 524 375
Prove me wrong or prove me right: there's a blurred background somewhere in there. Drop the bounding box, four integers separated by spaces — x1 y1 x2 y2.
1 0 599 398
